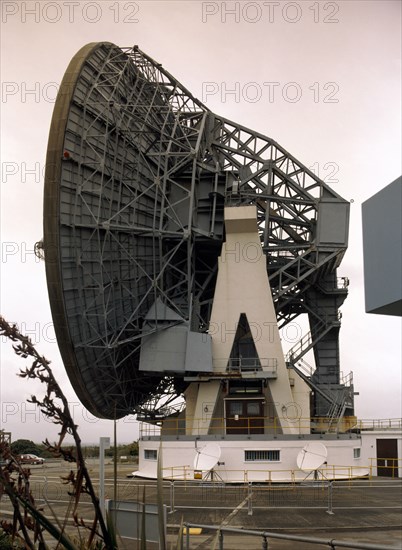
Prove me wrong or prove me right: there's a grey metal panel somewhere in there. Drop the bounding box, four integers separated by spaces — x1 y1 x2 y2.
362 177 402 316
140 325 187 372
316 201 349 246
140 327 213 373
185 331 213 372
105 500 166 543
145 298 185 322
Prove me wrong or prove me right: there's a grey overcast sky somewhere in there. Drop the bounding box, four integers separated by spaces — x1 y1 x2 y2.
1 0 401 444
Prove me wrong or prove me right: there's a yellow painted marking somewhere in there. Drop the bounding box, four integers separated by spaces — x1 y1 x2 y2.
183 528 202 535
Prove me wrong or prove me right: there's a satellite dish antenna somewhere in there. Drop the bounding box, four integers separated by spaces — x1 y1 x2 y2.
43 42 351 422
193 443 221 478
297 442 328 472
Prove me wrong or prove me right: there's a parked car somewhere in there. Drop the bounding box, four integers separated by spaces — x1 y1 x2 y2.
19 454 44 465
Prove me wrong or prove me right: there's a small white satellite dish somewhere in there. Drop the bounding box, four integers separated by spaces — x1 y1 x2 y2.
193 442 221 472
297 442 327 471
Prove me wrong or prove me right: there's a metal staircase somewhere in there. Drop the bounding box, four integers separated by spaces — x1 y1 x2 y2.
287 360 333 405
287 354 354 431
285 315 341 366
326 388 351 431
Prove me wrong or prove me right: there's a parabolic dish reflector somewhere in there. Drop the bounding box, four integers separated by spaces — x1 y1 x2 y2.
296 442 328 471
44 42 181 418
44 42 350 420
194 443 221 472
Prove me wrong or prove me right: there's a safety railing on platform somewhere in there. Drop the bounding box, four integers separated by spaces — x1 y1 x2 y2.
139 415 361 437
357 418 402 430
317 276 350 292
340 369 354 386
139 415 402 437
285 310 341 366
159 465 373 484
212 357 278 374
370 457 402 478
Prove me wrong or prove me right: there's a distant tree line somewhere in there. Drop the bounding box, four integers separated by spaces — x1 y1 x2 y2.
83 441 139 459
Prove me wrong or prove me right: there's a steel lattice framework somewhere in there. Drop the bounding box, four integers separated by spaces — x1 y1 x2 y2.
44 42 351 419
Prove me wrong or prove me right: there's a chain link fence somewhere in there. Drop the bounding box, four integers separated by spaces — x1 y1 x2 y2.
27 476 402 515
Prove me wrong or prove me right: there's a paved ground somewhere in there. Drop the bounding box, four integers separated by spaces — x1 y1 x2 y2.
1 459 401 549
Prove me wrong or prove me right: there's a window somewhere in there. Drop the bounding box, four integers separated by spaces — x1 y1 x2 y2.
247 402 260 416
353 448 361 459
229 402 243 415
229 380 263 394
144 449 157 460
245 450 280 462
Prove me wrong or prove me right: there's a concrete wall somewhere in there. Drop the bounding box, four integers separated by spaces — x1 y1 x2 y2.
137 436 373 482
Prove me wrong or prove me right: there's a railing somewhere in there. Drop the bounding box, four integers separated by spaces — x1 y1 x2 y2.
212 357 277 375
139 415 361 437
136 400 186 421
295 357 315 376
139 415 402 438
318 276 350 292
14 477 399 548
356 418 402 430
27 476 402 509
340 369 353 386
181 522 396 550
285 330 313 363
370 457 402 478
285 311 341 365
292 359 354 387
160 465 373 484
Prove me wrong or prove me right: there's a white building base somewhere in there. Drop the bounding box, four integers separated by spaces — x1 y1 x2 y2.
133 431 402 483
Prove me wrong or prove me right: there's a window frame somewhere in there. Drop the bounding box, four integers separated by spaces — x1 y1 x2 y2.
244 449 281 462
353 448 361 459
144 449 158 460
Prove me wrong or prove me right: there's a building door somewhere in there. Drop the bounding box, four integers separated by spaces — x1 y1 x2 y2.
376 439 398 477
225 399 264 434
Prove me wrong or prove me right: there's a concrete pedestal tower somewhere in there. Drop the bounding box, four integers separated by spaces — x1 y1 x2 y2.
186 206 310 436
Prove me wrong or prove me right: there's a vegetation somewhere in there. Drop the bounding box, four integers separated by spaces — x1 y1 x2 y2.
0 316 116 549
10 440 44 457
0 530 24 549
82 442 139 460
0 316 171 549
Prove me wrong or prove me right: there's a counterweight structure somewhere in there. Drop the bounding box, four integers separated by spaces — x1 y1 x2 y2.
44 42 353 429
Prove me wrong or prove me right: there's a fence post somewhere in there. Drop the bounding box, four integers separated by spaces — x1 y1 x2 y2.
99 436 111 520
170 481 175 513
248 482 253 516
43 476 48 501
219 529 224 550
185 524 190 549
262 534 268 549
326 481 334 515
